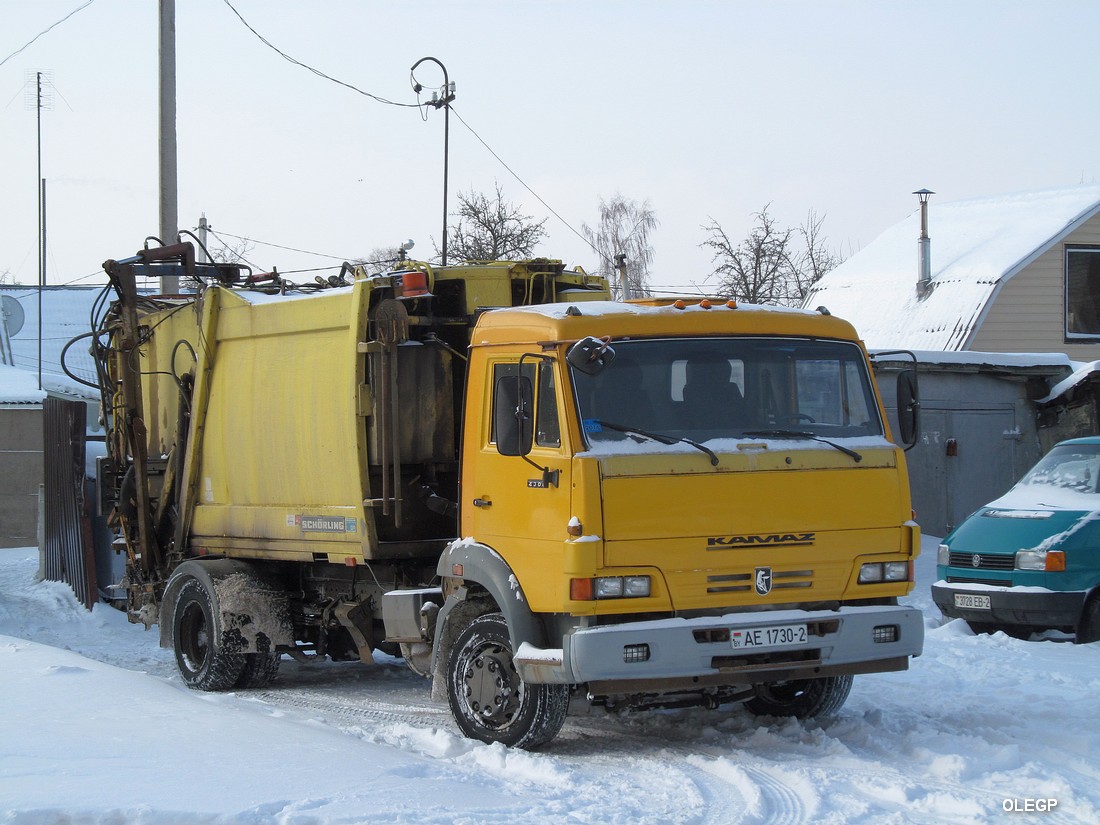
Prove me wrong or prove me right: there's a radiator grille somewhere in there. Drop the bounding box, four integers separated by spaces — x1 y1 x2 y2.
948 552 1014 571
706 569 813 594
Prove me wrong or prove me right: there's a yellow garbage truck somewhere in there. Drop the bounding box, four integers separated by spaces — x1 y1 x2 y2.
92 241 922 749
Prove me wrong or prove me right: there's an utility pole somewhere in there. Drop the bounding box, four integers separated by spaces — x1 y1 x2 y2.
159 0 179 293
34 71 49 391
411 57 455 265
197 214 209 263
615 253 632 301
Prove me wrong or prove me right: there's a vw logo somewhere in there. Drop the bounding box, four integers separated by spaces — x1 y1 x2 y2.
972 554 982 568
755 567 773 596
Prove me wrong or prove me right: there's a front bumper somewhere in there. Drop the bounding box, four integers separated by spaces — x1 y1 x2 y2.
932 581 1086 630
515 605 923 688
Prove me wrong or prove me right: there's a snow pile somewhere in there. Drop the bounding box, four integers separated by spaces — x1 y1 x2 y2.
2 540 1100 823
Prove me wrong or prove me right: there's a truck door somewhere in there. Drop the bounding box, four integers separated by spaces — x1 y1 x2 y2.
462 357 572 612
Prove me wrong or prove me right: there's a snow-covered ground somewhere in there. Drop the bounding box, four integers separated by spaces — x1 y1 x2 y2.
2 536 1098 824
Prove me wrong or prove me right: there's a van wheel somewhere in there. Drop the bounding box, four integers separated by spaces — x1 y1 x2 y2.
446 612 568 749
1076 595 1100 644
744 675 852 719
172 578 246 690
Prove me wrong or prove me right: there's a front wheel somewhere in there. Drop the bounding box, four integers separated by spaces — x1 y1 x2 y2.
744 675 853 719
1076 595 1100 644
446 612 568 749
172 578 246 691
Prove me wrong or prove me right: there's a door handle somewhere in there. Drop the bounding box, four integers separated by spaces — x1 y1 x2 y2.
473 497 492 508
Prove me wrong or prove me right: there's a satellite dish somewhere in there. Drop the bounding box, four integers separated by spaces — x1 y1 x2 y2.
0 295 24 337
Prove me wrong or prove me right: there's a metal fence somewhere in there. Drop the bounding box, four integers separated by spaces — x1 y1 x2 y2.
41 397 97 609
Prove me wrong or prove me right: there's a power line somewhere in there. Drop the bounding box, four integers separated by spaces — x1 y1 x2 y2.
448 106 608 267
218 4 603 268
207 228 354 262
220 0 417 108
0 1 97 68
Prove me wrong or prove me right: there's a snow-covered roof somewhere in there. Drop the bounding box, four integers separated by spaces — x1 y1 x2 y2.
804 185 1100 351
1 285 109 387
0 364 46 404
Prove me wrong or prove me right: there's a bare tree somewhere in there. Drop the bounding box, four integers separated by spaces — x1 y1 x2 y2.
443 183 547 262
790 209 843 304
209 235 256 267
581 195 658 300
701 205 843 307
357 245 409 271
701 205 795 305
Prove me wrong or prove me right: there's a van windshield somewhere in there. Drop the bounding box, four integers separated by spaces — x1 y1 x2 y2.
1017 444 1100 494
570 337 883 445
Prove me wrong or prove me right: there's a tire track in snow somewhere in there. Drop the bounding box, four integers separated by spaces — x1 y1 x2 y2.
247 686 450 730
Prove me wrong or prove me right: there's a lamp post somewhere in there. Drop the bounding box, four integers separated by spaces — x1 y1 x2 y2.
411 57 455 265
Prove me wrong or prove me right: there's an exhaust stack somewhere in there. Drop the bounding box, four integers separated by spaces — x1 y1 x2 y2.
914 189 934 297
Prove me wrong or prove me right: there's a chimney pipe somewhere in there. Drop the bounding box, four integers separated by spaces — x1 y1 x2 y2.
914 189 934 297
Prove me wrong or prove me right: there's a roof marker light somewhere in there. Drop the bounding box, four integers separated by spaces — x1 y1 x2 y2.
673 300 687 310
699 299 712 309
726 300 738 309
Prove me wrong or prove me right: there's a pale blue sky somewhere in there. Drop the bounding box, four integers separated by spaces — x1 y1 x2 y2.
3 0 1099 291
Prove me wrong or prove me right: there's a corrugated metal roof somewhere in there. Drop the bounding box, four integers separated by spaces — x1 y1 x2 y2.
803 185 1100 351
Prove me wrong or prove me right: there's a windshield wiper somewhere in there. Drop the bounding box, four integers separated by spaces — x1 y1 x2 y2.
742 430 863 463
601 421 720 467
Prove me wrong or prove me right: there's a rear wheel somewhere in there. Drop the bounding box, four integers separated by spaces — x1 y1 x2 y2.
446 612 568 749
744 675 852 719
172 578 246 691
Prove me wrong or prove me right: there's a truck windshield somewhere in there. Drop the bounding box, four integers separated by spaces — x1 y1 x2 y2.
571 337 883 445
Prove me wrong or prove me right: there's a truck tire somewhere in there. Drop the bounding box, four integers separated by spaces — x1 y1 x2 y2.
446 612 568 749
172 578 247 691
744 675 853 719
1075 595 1100 644
235 653 282 689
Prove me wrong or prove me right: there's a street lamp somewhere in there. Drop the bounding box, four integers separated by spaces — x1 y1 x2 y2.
411 57 455 265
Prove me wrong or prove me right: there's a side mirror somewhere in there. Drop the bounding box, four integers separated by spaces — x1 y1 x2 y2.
566 336 616 376
494 374 534 456
896 369 920 450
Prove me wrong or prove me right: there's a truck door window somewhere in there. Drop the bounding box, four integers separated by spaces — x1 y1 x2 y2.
535 360 561 447
491 361 560 448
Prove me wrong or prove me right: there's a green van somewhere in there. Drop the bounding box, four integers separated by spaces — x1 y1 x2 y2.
932 437 1100 642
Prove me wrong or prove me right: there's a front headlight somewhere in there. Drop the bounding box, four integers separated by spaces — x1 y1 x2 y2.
859 561 912 584
937 544 950 566
571 575 653 600
1015 548 1066 572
